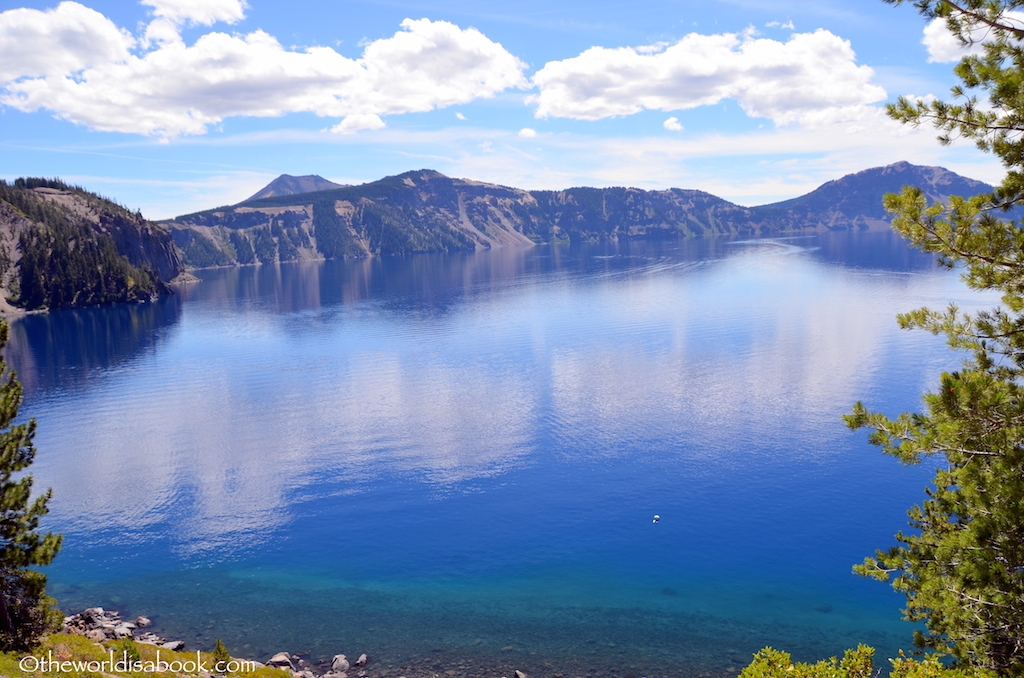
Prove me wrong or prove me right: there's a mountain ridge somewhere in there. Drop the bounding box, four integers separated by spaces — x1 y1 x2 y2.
163 161 1001 268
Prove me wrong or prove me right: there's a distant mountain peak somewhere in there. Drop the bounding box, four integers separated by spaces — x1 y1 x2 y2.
390 169 449 185
246 174 346 201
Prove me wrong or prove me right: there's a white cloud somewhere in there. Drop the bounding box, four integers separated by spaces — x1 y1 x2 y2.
518 127 537 137
455 112 467 120
922 17 985 63
330 113 385 134
765 20 795 30
663 116 683 131
923 12 1024 63
528 29 885 126
0 2 135 82
141 0 246 26
0 15 528 138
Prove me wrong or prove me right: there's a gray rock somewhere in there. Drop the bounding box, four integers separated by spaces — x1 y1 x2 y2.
135 633 161 645
268 652 296 670
162 640 186 651
515 671 528 678
85 629 106 642
354 654 368 666
331 654 350 672
113 625 133 639
135 616 151 627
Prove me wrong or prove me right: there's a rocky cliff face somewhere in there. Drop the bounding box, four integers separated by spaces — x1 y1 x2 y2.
0 179 185 312
165 162 999 269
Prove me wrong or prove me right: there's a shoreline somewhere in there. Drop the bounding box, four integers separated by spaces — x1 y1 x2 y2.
58 606 747 678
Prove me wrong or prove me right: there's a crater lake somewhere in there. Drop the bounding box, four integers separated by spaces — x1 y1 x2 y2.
8 232 991 678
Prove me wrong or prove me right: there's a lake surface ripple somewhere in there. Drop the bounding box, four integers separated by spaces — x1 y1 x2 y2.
9 234 989 677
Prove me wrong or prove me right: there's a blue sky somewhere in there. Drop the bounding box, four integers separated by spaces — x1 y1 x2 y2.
0 0 1007 219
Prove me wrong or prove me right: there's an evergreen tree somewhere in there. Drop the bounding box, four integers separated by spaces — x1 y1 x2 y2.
212 638 232 674
0 320 62 649
846 1 1024 673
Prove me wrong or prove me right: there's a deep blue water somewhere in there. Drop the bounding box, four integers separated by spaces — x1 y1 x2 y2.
7 233 993 677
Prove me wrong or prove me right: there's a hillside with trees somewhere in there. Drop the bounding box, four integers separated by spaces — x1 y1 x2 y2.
0 178 185 312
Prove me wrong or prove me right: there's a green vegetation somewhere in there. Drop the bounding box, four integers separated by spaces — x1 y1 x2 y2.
229 231 256 264
212 638 231 673
108 638 141 665
173 230 232 269
0 320 62 650
0 179 167 310
0 633 291 678
741 646 993 678
17 223 161 310
843 0 1024 673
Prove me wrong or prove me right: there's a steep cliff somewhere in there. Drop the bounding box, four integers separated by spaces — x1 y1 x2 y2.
0 178 186 311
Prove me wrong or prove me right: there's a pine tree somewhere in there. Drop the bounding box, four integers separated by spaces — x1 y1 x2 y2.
0 320 62 650
846 1 1024 673
212 638 232 674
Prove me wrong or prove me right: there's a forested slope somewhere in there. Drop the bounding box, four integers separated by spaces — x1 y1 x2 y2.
0 178 185 311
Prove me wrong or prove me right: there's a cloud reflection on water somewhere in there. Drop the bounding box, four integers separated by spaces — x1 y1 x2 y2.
17 234 978 562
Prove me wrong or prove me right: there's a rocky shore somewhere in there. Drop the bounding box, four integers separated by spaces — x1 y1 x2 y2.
61 608 548 678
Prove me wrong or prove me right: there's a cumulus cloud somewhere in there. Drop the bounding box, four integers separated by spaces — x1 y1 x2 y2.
330 113 385 134
528 29 885 126
663 116 683 131
141 0 246 26
0 2 134 82
518 127 537 137
922 17 985 62
0 10 528 138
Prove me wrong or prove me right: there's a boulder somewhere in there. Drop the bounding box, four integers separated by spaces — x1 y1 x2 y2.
162 640 186 651
354 654 369 666
135 616 152 628
135 633 161 645
331 655 350 672
85 629 106 642
268 652 296 670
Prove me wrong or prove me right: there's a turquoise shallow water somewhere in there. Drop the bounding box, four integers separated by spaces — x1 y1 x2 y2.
8 234 990 676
